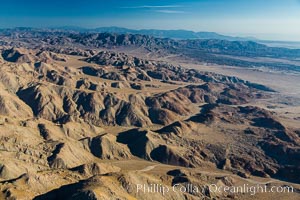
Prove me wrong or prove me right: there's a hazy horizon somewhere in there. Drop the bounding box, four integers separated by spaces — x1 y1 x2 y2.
1 0 300 41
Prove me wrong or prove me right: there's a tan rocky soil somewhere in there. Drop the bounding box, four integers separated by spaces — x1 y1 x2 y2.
0 47 299 200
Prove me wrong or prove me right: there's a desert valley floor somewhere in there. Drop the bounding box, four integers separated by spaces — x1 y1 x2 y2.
0 30 299 200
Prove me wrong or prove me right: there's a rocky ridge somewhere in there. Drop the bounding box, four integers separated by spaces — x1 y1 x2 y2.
0 46 299 199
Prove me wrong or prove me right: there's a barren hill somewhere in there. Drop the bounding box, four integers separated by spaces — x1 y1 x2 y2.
0 31 299 199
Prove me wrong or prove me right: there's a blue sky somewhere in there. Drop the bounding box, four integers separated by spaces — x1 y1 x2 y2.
0 0 300 41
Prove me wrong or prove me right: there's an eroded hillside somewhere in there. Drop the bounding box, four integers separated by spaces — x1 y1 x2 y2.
0 46 299 200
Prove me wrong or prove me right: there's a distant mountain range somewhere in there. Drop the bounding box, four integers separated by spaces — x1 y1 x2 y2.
1 28 300 72
3 26 300 49
53 26 256 41
49 27 300 49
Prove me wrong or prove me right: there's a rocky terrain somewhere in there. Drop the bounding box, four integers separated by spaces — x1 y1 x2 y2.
1 28 300 72
0 30 299 200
